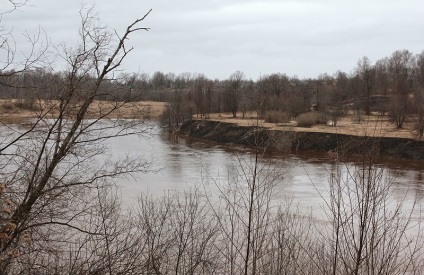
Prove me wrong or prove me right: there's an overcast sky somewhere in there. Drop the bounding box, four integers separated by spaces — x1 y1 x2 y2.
4 0 424 80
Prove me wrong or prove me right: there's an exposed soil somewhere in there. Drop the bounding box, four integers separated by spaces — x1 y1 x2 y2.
206 111 420 140
179 118 424 161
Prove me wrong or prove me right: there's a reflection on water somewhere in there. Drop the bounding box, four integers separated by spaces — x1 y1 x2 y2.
106 123 424 220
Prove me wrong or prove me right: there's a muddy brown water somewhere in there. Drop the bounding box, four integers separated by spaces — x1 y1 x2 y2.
109 123 424 223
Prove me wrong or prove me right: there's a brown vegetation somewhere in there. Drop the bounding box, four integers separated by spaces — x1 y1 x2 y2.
203 111 420 139
0 99 166 124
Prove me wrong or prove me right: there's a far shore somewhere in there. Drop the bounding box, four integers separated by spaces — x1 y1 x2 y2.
179 119 424 161
200 111 421 140
1 99 422 141
0 99 167 124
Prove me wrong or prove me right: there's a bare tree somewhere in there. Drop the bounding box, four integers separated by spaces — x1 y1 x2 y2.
387 50 416 128
373 58 391 115
415 51 424 138
355 56 375 115
192 74 208 118
151 71 166 90
163 72 196 131
414 94 424 139
206 120 289 275
0 6 152 273
264 202 318 274
135 190 219 274
1 1 49 95
227 70 245 117
165 72 176 89
316 147 423 275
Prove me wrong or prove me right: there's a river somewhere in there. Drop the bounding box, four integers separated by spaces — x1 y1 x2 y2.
109 122 424 221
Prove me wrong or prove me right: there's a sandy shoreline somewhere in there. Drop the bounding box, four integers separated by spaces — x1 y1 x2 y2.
0 99 167 124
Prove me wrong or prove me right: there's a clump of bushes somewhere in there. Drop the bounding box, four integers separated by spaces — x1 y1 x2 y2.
1 103 14 112
13 99 37 111
296 111 327 127
264 110 289 123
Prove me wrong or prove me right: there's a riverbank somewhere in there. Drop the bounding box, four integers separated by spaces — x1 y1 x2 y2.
179 119 424 161
0 99 167 123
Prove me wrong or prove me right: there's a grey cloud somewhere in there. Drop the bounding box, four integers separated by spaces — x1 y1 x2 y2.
4 0 424 79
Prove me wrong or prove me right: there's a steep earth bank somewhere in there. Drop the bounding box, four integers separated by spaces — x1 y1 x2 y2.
178 119 424 161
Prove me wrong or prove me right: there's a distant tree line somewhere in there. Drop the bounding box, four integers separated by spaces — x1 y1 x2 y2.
2 49 424 135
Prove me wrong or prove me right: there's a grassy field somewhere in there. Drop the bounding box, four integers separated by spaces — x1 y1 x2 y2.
0 99 167 124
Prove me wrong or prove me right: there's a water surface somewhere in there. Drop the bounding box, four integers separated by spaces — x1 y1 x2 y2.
110 123 424 221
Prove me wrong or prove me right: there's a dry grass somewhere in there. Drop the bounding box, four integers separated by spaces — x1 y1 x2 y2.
204 111 420 140
2 101 419 140
0 99 167 124
85 100 166 119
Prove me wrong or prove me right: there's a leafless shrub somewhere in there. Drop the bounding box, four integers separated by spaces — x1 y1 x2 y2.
0 103 14 112
262 201 320 274
135 190 219 274
315 152 424 274
264 110 290 124
207 126 289 275
297 111 327 127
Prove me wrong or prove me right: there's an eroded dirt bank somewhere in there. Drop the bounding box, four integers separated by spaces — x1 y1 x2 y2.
178 119 424 161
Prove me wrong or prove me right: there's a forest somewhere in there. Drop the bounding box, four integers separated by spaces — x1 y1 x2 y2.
2 49 424 137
